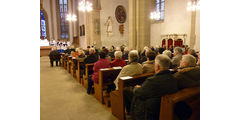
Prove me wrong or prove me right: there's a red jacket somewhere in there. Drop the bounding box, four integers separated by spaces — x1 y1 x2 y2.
111 59 126 67
92 59 111 83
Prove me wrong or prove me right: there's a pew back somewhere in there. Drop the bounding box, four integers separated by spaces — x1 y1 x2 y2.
111 73 154 120
83 63 94 89
94 67 122 103
159 87 200 120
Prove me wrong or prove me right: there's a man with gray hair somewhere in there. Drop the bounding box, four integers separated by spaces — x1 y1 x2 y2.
171 47 183 68
174 54 200 89
114 50 143 90
127 54 178 120
162 50 172 58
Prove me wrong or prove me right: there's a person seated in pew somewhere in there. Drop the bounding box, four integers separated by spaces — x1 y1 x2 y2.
171 47 183 69
49 47 61 67
87 52 111 94
114 50 143 90
111 51 126 67
124 54 178 120
102 48 112 61
74 50 86 71
139 46 149 64
174 54 200 89
162 50 172 58
122 47 129 60
84 48 98 64
142 51 156 73
188 48 198 60
85 46 90 55
197 52 200 66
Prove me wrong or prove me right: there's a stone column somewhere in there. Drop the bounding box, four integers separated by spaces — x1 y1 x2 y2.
129 0 151 50
189 7 196 48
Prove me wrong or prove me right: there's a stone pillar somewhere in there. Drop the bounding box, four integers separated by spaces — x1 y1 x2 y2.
189 7 196 48
129 0 151 50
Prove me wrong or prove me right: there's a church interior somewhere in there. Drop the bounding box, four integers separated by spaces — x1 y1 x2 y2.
40 0 200 120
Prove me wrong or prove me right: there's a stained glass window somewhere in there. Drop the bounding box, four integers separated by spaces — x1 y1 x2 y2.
156 0 165 21
40 10 47 39
59 0 69 39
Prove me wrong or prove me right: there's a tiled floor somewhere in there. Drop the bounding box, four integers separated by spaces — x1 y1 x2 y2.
40 56 117 120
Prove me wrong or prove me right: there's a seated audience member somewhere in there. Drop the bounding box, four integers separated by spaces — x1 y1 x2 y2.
142 51 156 73
73 48 79 57
171 47 183 69
140 47 152 64
124 54 178 120
188 48 198 60
102 48 112 61
122 47 129 60
158 45 166 54
109 47 115 58
85 46 90 55
174 54 200 89
49 47 61 67
78 50 85 58
197 52 200 66
111 51 126 67
162 50 172 58
169 45 174 53
73 50 86 71
84 48 98 64
88 52 111 94
184 45 189 54
114 50 143 89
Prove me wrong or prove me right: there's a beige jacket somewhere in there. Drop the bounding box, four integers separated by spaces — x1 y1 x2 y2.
142 60 155 73
114 62 143 89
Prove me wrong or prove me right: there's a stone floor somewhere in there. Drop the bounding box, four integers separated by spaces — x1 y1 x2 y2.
40 56 117 120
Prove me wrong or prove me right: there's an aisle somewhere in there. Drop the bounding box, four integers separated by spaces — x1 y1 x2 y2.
40 56 117 120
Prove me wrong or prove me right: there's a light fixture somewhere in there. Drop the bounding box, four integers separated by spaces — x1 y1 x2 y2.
187 0 200 11
66 14 77 22
78 0 93 12
150 11 161 20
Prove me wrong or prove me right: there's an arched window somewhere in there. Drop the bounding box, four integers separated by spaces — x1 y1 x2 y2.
40 9 49 40
155 0 165 21
40 10 47 39
57 0 69 39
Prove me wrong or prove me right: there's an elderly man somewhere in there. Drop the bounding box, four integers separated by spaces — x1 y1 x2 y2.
142 51 156 73
49 47 61 67
174 54 200 89
162 50 172 58
171 47 183 69
125 54 178 120
84 48 98 64
114 50 143 90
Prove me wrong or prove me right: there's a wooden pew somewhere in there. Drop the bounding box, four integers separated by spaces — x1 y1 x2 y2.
64 54 68 70
94 67 122 104
67 56 72 73
60 53 65 67
110 73 154 120
159 87 200 120
76 59 85 84
83 63 94 89
71 57 76 77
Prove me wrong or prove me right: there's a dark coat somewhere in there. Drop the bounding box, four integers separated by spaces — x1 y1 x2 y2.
49 50 60 61
84 54 98 64
131 70 178 120
174 66 200 89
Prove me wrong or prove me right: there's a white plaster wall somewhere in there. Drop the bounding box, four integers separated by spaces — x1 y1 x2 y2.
150 0 194 47
78 3 87 49
100 0 129 48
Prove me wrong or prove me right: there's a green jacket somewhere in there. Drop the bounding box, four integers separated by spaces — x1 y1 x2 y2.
131 70 178 120
174 66 200 89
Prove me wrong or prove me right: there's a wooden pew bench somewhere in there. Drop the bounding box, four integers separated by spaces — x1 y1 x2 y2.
94 67 122 104
83 63 94 89
67 56 72 73
159 86 200 120
76 59 85 84
110 72 200 120
110 73 154 120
